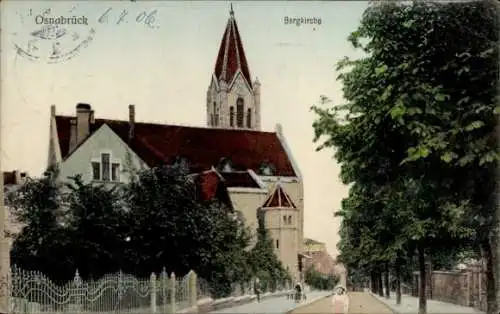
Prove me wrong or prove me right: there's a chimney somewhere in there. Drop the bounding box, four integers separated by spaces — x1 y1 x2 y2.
69 118 77 152
89 110 95 124
50 104 56 117
76 103 91 144
129 104 135 141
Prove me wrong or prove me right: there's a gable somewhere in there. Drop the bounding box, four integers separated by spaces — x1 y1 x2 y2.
229 71 252 96
59 124 147 183
55 116 296 177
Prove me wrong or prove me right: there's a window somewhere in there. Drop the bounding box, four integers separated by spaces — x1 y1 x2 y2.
213 102 218 126
236 98 244 127
283 215 287 224
101 153 110 181
230 106 235 127
276 239 279 249
284 215 292 225
246 108 252 128
92 162 101 180
92 153 120 182
288 215 292 224
112 163 120 181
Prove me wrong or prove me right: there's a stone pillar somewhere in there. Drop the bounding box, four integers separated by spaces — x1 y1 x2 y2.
150 273 157 313
170 273 176 314
188 271 197 308
0 121 11 314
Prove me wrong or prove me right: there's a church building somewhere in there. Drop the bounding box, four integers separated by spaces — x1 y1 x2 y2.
46 5 305 281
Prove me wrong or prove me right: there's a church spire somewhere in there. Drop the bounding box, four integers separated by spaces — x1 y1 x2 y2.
207 4 261 131
214 3 252 87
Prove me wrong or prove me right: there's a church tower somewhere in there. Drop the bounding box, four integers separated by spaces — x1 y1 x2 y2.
207 4 261 131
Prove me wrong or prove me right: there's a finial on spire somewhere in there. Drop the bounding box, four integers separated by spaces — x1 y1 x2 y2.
230 3 234 16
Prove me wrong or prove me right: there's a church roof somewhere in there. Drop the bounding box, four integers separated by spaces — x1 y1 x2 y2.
262 182 296 208
214 5 252 87
220 171 262 188
191 169 233 209
55 116 296 177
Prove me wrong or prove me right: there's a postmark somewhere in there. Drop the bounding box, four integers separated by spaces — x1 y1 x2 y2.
12 6 95 64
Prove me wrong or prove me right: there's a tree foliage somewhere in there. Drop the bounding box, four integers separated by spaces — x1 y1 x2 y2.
304 267 338 291
247 208 291 292
9 163 288 298
312 1 498 313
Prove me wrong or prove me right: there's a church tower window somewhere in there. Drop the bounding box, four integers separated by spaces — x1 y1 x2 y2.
213 102 218 126
246 108 252 128
230 106 235 127
236 98 244 127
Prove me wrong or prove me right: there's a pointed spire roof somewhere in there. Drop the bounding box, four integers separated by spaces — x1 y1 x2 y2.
214 4 252 88
262 182 296 208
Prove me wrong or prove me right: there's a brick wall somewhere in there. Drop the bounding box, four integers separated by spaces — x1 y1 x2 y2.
412 263 486 311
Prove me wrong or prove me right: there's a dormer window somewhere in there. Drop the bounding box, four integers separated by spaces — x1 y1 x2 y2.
259 162 275 176
218 158 233 173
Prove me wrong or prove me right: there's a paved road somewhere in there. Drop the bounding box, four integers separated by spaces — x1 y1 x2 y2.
290 292 393 314
210 290 331 314
373 293 484 314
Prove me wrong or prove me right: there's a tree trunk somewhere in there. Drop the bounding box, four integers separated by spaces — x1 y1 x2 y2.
482 239 497 314
384 262 390 299
378 270 384 297
370 271 376 293
395 259 402 305
418 246 427 314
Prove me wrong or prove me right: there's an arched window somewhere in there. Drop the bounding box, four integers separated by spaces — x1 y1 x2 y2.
236 98 244 127
230 106 235 127
246 108 252 128
213 102 218 126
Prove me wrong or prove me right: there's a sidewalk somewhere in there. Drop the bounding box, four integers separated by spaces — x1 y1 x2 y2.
210 290 332 314
372 293 484 314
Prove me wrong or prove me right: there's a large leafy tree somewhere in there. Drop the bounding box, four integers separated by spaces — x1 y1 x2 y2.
312 1 497 313
64 175 127 280
247 208 290 292
9 166 73 283
124 162 256 298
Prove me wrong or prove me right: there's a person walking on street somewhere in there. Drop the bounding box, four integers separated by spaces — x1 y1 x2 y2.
254 278 261 302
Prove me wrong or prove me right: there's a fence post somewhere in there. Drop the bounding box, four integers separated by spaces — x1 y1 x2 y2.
151 273 157 313
188 270 197 307
73 270 82 314
170 272 176 314
161 268 167 311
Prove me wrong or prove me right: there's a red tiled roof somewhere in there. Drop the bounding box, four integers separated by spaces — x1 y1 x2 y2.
220 171 261 188
55 116 296 177
214 9 252 87
192 169 233 210
262 182 296 208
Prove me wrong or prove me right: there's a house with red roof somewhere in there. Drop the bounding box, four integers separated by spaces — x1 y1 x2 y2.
46 4 304 281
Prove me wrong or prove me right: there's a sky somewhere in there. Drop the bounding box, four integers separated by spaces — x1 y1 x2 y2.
1 0 369 258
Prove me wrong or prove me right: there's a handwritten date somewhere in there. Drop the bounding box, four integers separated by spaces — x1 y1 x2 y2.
99 8 159 29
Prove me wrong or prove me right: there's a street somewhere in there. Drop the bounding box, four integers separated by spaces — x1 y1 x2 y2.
290 292 393 314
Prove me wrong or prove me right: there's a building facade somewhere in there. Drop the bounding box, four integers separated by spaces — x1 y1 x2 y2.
46 5 304 281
